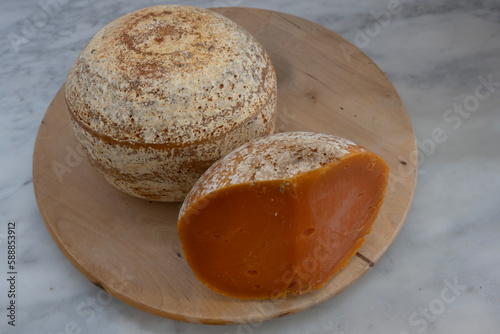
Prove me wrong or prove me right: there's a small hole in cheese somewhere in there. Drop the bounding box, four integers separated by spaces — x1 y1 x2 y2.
302 228 315 237
247 270 258 276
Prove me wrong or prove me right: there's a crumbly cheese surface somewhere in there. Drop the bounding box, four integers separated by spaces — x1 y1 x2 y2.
64 5 277 201
66 5 276 145
180 132 365 216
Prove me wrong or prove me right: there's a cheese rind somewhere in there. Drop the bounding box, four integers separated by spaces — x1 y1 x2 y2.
65 5 277 201
180 132 360 217
178 132 389 299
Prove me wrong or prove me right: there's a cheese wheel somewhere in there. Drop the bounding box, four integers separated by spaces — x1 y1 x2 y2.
65 5 277 202
178 132 389 299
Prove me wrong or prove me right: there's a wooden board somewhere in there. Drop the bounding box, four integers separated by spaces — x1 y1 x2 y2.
33 8 417 324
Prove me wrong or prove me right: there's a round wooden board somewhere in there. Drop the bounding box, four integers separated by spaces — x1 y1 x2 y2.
33 8 417 325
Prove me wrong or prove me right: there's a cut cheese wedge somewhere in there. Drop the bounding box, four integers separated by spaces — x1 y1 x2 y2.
178 132 389 299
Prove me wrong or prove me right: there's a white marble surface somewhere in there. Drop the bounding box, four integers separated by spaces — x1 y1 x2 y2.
1 0 499 333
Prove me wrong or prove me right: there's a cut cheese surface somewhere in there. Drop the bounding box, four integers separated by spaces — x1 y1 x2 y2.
177 132 389 299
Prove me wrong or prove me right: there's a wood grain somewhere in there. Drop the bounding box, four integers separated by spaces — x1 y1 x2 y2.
33 8 417 324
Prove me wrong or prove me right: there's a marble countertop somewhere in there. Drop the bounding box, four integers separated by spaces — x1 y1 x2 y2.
1 0 499 333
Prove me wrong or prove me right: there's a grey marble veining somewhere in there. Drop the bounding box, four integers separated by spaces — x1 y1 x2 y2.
1 0 499 333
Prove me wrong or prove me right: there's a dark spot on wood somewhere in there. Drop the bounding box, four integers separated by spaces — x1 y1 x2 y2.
278 311 292 318
177 253 182 258
400 161 407 165
93 282 105 290
340 106 344 110
355 252 374 267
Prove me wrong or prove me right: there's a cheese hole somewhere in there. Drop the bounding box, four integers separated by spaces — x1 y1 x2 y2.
358 192 363 197
255 285 260 288
302 228 316 237
247 270 258 276
213 234 221 238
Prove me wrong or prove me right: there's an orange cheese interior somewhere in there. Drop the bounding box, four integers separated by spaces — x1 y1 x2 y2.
178 151 389 299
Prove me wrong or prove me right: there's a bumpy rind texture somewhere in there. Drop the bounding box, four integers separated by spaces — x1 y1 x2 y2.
179 132 365 218
65 5 277 201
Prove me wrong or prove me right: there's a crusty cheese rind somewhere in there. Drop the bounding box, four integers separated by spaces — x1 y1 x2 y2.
179 132 366 218
65 5 277 201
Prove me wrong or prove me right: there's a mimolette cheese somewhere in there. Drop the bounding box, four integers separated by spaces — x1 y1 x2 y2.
178 132 389 299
